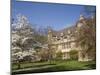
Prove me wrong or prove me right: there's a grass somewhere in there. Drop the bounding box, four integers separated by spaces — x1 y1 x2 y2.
12 60 96 74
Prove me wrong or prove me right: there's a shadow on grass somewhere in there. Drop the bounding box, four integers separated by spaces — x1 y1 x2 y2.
12 64 95 75
13 63 56 70
84 63 96 69
12 65 69 75
12 61 96 75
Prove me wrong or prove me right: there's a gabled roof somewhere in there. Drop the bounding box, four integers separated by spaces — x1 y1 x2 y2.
51 25 77 38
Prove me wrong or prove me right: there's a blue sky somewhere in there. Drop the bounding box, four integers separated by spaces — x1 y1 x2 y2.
11 0 95 31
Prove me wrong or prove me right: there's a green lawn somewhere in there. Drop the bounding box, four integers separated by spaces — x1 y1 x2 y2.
12 60 96 74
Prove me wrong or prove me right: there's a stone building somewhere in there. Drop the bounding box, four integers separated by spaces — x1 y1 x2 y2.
47 15 95 61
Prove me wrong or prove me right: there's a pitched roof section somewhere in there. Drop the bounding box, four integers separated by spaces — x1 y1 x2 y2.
51 25 77 38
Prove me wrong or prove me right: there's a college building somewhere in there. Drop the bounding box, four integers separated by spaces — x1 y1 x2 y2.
47 14 95 61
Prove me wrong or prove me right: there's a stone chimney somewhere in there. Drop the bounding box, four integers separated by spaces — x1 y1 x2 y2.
79 14 85 21
77 14 86 28
91 15 95 20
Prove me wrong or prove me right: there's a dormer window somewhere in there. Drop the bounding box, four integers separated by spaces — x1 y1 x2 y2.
64 36 67 39
53 35 56 37
79 14 85 21
68 30 71 34
61 32 64 37
77 22 83 28
57 38 60 40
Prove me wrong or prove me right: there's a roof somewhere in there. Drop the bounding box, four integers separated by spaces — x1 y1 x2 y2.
51 25 77 38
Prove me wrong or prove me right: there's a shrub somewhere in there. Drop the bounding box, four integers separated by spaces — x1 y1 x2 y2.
56 51 63 60
69 50 78 60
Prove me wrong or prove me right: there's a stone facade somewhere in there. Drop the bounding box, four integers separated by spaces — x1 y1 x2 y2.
48 15 94 61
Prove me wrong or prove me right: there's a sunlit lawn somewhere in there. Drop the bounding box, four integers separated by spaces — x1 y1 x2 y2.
12 60 96 74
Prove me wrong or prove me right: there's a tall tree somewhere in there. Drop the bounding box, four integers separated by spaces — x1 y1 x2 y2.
76 15 96 60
